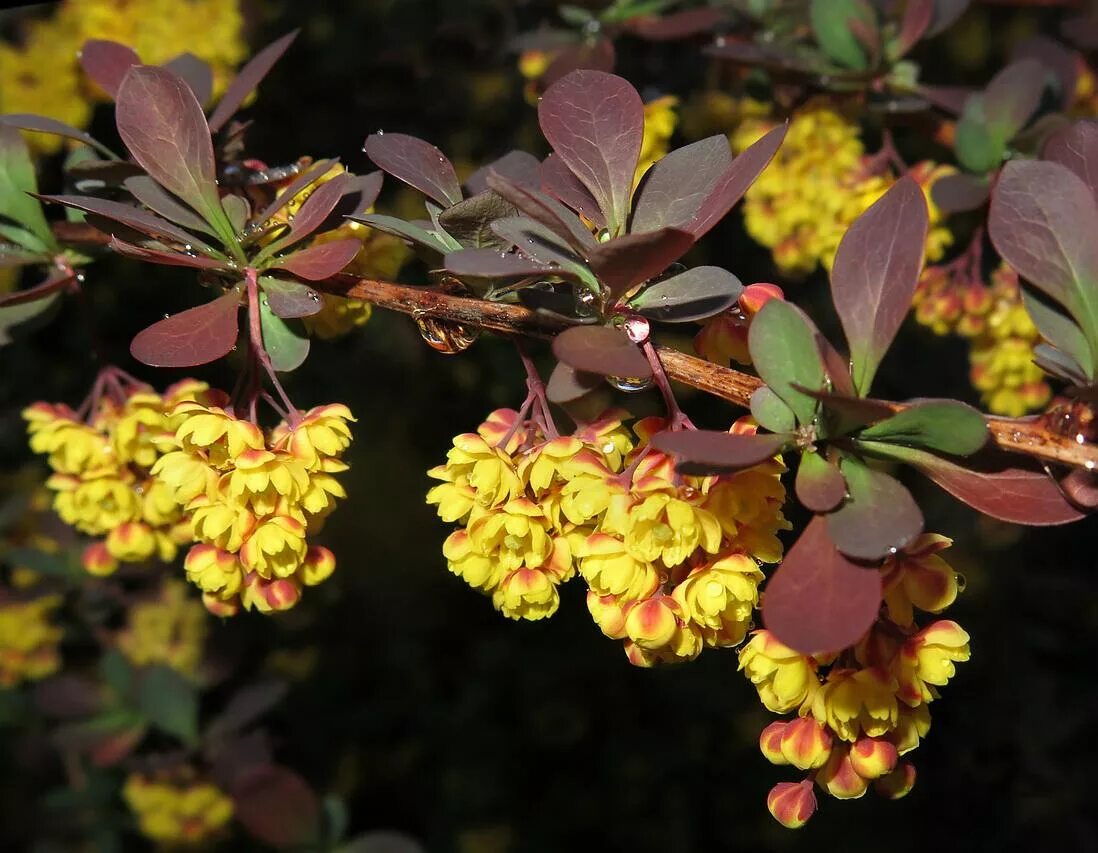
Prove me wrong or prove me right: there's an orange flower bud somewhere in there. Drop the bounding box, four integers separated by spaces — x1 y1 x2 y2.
586 592 627 639
82 542 117 577
759 721 789 765
623 596 679 650
874 761 917 800
766 780 816 829
780 717 833 770
300 546 336 587
242 574 302 613
739 282 785 315
202 592 240 618
817 747 868 800
848 737 898 780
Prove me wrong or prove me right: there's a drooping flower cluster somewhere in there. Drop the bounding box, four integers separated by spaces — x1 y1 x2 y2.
155 401 353 616
428 409 789 665
123 772 234 846
116 579 209 679
914 261 1050 416
729 101 953 275
741 534 970 828
0 594 63 687
23 378 217 577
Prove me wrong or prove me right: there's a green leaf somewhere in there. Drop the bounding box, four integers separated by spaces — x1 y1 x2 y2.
955 96 1006 173
747 300 826 426
136 666 198 745
826 456 924 560
749 386 797 433
857 400 988 455
810 0 877 71
1021 288 1095 380
99 650 134 700
0 125 53 248
0 222 50 254
260 300 310 372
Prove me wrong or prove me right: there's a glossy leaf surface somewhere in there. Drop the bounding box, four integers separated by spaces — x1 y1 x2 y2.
130 289 240 367
552 325 652 379
795 452 847 512
652 430 790 473
629 266 743 323
273 240 360 281
857 400 988 455
363 133 462 208
260 300 309 372
826 458 924 560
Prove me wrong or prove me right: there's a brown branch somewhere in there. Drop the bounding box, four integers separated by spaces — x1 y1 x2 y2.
319 274 1098 471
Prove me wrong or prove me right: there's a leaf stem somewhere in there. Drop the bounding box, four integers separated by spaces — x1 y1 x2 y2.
641 339 695 430
245 267 300 427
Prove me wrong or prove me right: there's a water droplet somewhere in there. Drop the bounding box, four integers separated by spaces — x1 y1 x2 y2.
414 316 480 354
1087 460 1096 471
230 344 238 351
133 485 144 496
377 129 384 135
887 546 898 556
163 313 171 319
623 315 650 344
606 375 653 393
76 273 86 283
602 441 616 454
183 244 193 252
954 572 967 592
714 35 727 47
308 291 321 303
1076 432 1087 445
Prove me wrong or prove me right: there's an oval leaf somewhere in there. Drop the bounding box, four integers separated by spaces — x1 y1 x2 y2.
857 400 989 455
123 175 217 235
1043 120 1098 205
486 172 595 253
652 429 790 473
984 59 1048 138
79 40 141 99
762 515 882 656
259 276 323 318
208 30 299 133
630 266 743 323
930 173 989 213
274 240 360 281
546 362 602 404
109 237 227 270
538 70 644 233
439 192 520 250
466 150 541 196
826 458 924 560
811 0 877 71
137 666 198 744
750 386 797 433
0 114 119 160
795 451 847 512
539 153 606 228
587 228 695 301
163 52 214 106
364 133 462 208
130 289 240 367
260 301 310 372
831 176 929 395
1021 288 1094 379
38 193 216 252
747 299 826 425
232 765 321 848
630 135 733 234
552 325 652 379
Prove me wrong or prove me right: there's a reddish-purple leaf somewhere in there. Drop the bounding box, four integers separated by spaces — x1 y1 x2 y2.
541 38 616 89
232 765 321 848
79 40 140 99
33 675 104 719
273 240 361 281
989 159 1098 351
629 266 743 323
815 332 857 397
1043 120 1098 205
130 289 240 367
831 176 928 395
1013 35 1078 110
651 430 790 473
124 175 216 235
930 173 989 213
1061 468 1098 508
687 124 787 240
0 114 119 159
926 0 971 37
893 0 934 57
276 172 351 248
703 40 818 75
37 194 217 252
546 362 602 404
983 59 1048 137
0 270 73 308
623 8 726 41
253 158 338 226
859 440 1086 525
444 248 558 279
486 172 595 252
540 154 606 228
364 133 462 208
795 387 896 432
491 217 583 269
588 228 695 301
163 52 213 106
259 276 323 318
538 70 644 233
205 680 288 742
466 150 541 196
762 515 882 656
631 135 733 234
826 460 924 560
208 31 299 133
116 66 222 223
109 237 227 270
552 325 652 379
795 452 847 512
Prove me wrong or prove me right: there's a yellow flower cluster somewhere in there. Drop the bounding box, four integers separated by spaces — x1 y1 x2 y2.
123 773 233 845
116 579 208 678
742 534 970 828
730 102 953 276
0 0 245 154
428 409 789 666
0 595 63 687
635 96 680 187
23 379 217 577
155 402 353 615
914 261 1051 416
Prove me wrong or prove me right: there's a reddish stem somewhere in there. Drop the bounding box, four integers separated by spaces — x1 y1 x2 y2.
245 267 301 427
642 340 695 431
516 341 558 440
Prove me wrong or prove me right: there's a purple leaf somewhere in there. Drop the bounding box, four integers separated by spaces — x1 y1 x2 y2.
439 192 520 250
363 133 462 208
232 765 321 848
491 217 583 269
796 387 897 432
276 172 352 249
208 31 299 133
341 170 384 217
629 265 743 323
651 429 790 473
130 289 240 367
983 59 1048 137
443 248 559 279
466 150 540 196
926 0 971 37
0 114 118 160
537 70 644 233
826 460 924 561
78 40 140 99
704 40 819 75
38 194 217 252
1043 120 1098 205
892 0 934 57
116 66 223 226
859 440 1086 525
0 270 74 308
622 8 726 41
541 39 616 89
1021 288 1094 378
258 276 323 318
630 135 733 234
762 515 882 656
540 154 607 228
989 159 1098 352
109 237 227 270
831 176 928 394
206 680 288 741
163 52 213 106
687 124 787 240
588 228 695 301
124 175 216 235
546 362 602 404
914 84 976 115
1012 35 1078 111
486 172 595 252
795 452 847 512
929 173 989 213
273 240 361 281
552 325 652 379
253 158 338 226
33 674 104 719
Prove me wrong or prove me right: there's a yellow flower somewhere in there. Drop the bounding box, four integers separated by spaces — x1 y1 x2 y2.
184 544 244 600
223 449 310 515
174 403 264 467
0 595 63 687
116 580 208 678
239 515 308 579
811 667 900 742
105 521 163 562
881 534 959 627
122 773 234 845
429 432 523 510
896 620 971 706
575 532 659 601
739 630 819 714
635 95 679 186
624 492 721 567
443 528 504 591
151 451 219 504
112 391 170 467
189 494 256 553
466 498 556 574
273 403 355 471
622 594 702 666
493 566 561 621
24 404 112 476
673 553 763 647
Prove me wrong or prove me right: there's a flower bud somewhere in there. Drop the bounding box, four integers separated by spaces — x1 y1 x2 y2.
242 574 301 613
300 546 336 586
82 542 117 577
624 596 679 650
586 591 627 639
759 721 789 765
202 592 240 618
740 282 785 315
848 737 898 780
766 780 816 829
780 717 833 770
817 747 868 800
874 761 917 800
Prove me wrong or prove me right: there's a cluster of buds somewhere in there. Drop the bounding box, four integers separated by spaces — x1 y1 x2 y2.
730 101 953 275
914 261 1050 416
116 579 209 679
0 593 63 687
154 400 354 616
22 375 217 577
122 772 234 846
740 535 971 828
428 408 789 666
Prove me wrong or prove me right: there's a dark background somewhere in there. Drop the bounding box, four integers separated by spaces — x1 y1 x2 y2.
2 1 1097 851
